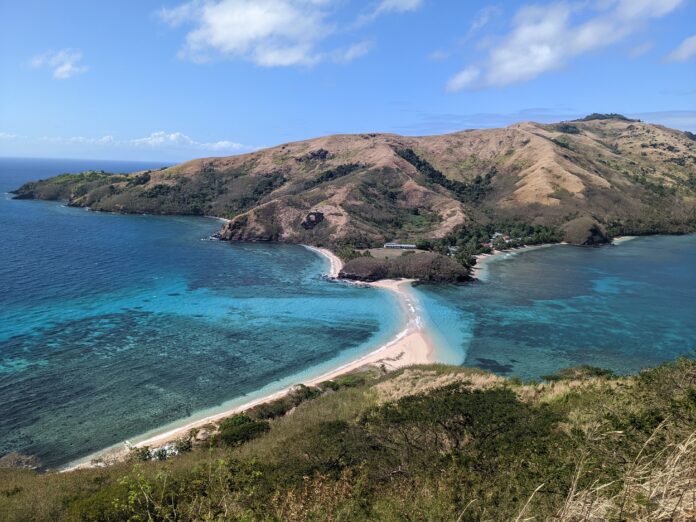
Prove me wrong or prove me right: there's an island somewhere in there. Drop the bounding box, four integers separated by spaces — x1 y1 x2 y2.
13 115 696 283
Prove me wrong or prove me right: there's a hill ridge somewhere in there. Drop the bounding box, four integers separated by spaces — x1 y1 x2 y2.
13 117 696 254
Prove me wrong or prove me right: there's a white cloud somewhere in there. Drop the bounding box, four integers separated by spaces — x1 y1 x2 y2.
334 41 374 63
158 0 422 65
447 0 684 91
372 0 423 16
356 0 423 25
628 110 696 132
629 41 653 58
446 67 481 91
130 131 250 152
22 131 253 154
666 34 696 62
428 50 450 61
0 132 18 140
468 5 502 35
159 0 337 66
29 49 88 79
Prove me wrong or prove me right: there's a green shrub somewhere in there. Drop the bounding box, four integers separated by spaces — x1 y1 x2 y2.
218 420 270 447
396 148 494 204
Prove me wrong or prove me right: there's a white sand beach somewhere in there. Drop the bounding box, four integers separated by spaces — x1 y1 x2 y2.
67 247 438 470
303 245 343 278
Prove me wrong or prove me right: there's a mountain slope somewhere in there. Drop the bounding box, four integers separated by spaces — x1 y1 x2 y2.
14 116 696 248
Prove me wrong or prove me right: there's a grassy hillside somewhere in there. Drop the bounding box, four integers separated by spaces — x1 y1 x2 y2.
1 357 694 521
14 116 696 252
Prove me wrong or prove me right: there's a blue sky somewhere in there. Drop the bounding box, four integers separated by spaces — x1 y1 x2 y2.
1 0 695 161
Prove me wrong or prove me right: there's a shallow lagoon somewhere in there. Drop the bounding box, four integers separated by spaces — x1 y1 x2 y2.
415 235 696 380
0 158 403 468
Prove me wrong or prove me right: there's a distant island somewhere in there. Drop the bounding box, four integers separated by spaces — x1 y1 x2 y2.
13 114 696 282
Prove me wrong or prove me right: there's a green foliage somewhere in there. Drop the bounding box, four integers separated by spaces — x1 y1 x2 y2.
551 137 572 149
629 173 677 197
575 113 638 122
128 445 151 462
334 245 373 262
541 365 615 382
304 163 363 189
218 419 270 447
396 148 495 204
126 171 151 186
553 123 581 134
341 251 470 282
428 221 563 266
1 358 695 520
173 437 192 453
248 384 323 420
332 372 368 389
219 413 253 430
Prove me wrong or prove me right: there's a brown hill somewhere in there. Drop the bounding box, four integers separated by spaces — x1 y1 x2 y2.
14 116 696 250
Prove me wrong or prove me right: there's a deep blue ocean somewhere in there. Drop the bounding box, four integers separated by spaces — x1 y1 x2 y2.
1 157 695 469
0 158 403 468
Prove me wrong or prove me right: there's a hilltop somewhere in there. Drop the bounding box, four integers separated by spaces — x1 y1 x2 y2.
14 115 696 278
1 358 694 520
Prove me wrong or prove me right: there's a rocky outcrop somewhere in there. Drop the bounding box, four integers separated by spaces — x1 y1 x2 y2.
301 211 324 230
562 217 610 245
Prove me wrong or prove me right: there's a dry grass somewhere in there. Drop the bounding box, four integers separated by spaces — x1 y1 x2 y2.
374 366 504 403
555 426 696 521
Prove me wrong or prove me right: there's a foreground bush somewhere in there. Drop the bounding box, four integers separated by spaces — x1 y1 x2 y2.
0 358 694 520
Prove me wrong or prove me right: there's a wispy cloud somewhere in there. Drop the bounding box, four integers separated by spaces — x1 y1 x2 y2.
396 107 580 134
466 5 503 38
447 0 684 91
628 110 696 131
629 41 653 58
29 49 88 79
666 34 696 62
39 135 115 145
396 108 696 134
131 131 251 152
9 131 255 155
333 41 374 63
356 0 423 25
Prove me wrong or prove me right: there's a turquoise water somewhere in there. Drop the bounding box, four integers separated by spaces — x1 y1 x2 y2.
0 158 403 469
414 237 696 380
2 158 695 469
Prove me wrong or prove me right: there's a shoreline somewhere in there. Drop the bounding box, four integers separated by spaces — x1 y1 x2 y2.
472 236 639 281
65 248 437 471
303 245 344 278
472 243 563 281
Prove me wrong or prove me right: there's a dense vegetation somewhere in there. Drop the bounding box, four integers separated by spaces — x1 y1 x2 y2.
1 357 694 521
574 113 638 122
12 171 127 202
339 251 470 282
14 169 287 218
413 221 565 269
303 163 363 190
396 148 494 204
